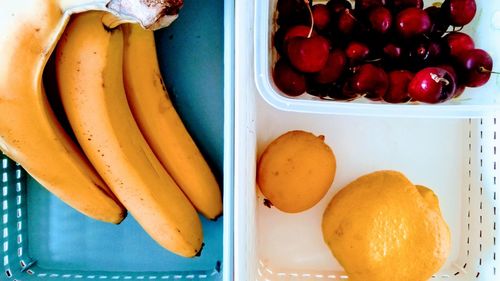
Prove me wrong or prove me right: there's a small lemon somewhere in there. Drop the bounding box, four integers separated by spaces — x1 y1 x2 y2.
257 130 336 213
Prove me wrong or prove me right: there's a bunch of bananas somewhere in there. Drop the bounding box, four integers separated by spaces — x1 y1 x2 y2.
0 1 222 258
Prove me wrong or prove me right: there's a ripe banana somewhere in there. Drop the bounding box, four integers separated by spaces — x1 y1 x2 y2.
55 11 203 257
122 23 222 220
0 0 126 224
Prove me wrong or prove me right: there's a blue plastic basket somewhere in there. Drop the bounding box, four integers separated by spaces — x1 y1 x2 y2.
0 0 232 280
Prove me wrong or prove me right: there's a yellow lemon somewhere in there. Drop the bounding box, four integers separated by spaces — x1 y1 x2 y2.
257 130 336 213
322 170 451 281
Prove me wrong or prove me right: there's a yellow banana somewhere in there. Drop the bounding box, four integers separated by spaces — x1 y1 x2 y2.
55 12 203 257
0 0 126 224
122 23 222 220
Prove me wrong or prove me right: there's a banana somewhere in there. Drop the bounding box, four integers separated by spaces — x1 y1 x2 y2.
55 12 203 257
122 23 222 220
0 0 126 224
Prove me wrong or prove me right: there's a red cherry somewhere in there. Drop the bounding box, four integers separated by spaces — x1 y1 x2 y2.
312 4 331 30
408 39 442 68
442 0 477 27
337 8 358 34
351 64 389 100
369 7 392 34
287 35 330 73
425 6 450 38
437 64 466 98
314 49 347 84
284 25 317 42
385 70 414 103
396 8 431 38
389 0 423 10
443 32 475 58
273 59 307 96
345 41 370 62
355 0 386 11
408 67 456 103
456 49 493 88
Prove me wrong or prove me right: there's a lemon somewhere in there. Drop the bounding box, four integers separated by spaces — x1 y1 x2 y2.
257 130 336 213
322 170 450 281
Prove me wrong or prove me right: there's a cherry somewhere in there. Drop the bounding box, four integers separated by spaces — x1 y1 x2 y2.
355 0 386 11
408 39 442 68
442 0 477 27
396 8 431 38
408 67 456 103
327 0 352 15
287 35 331 73
369 7 392 34
436 64 465 98
346 41 370 62
314 49 347 83
273 27 287 56
385 70 414 103
351 64 389 100
337 8 358 34
277 0 311 27
284 25 317 42
383 42 404 60
425 6 450 38
273 59 307 96
443 32 475 58
388 0 423 10
456 48 493 88
312 4 331 30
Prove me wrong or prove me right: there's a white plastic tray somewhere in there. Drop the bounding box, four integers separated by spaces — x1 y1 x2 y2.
234 1 500 279
254 0 500 118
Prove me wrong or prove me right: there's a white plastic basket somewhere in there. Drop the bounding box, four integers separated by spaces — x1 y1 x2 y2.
234 1 500 279
254 0 500 118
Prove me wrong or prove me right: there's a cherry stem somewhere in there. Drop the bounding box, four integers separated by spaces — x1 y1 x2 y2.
304 0 314 38
479 66 500 75
452 26 464 32
430 73 450 85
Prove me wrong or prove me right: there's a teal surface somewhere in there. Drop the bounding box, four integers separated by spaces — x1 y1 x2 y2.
0 0 225 280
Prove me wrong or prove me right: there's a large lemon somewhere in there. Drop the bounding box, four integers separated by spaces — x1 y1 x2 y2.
322 170 450 281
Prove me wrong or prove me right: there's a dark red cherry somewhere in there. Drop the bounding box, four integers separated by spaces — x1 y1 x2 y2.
442 0 477 27
385 70 414 103
443 32 475 58
351 64 389 100
456 48 493 87
396 8 431 38
277 0 312 27
369 7 392 34
345 41 370 62
287 35 331 73
273 27 287 56
273 59 307 96
314 49 347 83
408 39 442 68
425 6 450 38
355 0 386 11
388 0 423 10
408 67 456 103
383 43 403 60
327 0 352 15
312 4 331 30
337 8 358 34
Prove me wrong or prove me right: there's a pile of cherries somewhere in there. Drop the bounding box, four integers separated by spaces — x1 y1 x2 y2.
273 0 494 104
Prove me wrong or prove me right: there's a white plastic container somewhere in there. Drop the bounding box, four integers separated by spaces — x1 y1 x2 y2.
234 1 500 280
254 0 500 117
